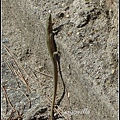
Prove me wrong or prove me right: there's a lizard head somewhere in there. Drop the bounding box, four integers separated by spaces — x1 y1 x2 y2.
46 13 52 34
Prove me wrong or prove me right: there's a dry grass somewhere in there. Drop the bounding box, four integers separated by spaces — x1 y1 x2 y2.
2 44 32 119
2 43 71 120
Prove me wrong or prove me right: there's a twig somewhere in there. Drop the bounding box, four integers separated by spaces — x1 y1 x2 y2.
46 95 69 120
27 65 53 78
7 87 31 108
10 62 31 92
2 44 31 92
5 61 20 88
2 86 19 115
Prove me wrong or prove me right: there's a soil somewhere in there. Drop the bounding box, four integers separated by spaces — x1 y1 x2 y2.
2 0 118 120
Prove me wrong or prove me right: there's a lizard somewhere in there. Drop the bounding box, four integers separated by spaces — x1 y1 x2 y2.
46 13 72 120
46 13 58 120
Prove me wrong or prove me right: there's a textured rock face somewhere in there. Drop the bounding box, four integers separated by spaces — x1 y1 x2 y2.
2 0 118 120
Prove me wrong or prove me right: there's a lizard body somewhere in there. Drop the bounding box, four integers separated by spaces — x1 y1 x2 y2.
46 13 58 120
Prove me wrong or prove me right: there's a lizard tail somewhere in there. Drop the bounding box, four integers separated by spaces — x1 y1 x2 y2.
50 62 58 120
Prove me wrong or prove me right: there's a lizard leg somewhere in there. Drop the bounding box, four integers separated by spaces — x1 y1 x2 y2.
53 51 61 62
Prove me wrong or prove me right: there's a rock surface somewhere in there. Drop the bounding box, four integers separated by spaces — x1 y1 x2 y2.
2 0 118 120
